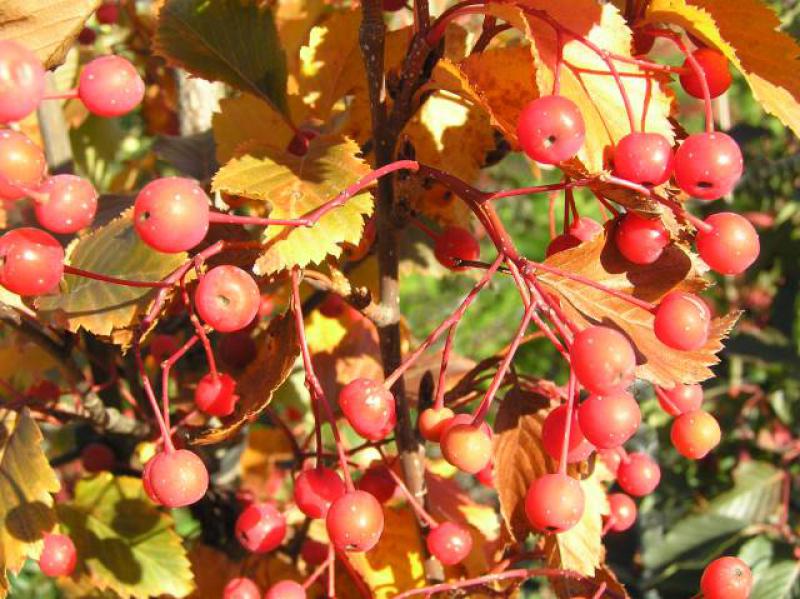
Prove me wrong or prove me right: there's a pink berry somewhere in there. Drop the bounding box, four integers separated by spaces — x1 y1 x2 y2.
615 212 669 265
78 55 144 117
695 212 759 275
356 464 397 504
700 556 753 599
338 378 396 441
95 2 120 25
235 502 287 553
434 226 480 271
38 533 77 577
300 539 329 565
294 466 346 519
0 129 46 200
657 383 703 416
223 577 261 599
617 452 660 497
440 423 492 474
541 404 595 463
613 132 674 187
0 228 64 296
606 493 637 532
671 409 721 459
654 291 711 351
426 521 473 565
326 490 384 552
195 265 260 332
264 580 306 599
194 372 239 417
144 449 208 507
34 174 98 234
570 326 636 396
674 132 743 200
578 392 641 449
133 177 210 253
0 40 45 124
524 473 585 533
517 95 585 164
418 406 455 442
680 48 732 99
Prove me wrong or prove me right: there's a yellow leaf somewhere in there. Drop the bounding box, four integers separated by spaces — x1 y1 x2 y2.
212 94 295 165
305 310 348 355
0 329 75 397
239 427 295 497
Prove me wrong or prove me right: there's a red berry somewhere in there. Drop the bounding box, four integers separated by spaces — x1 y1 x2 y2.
671 409 721 459
0 129 46 200
357 465 397 504
568 217 603 242
382 0 406 11
542 404 595 463
434 226 480 271
570 326 636 396
438 413 492 440
149 333 181 363
696 212 759 275
95 2 119 25
426 521 473 565
235 502 287 553
615 212 669 265
133 177 210 253
475 461 495 487
599 448 622 477
0 40 45 124
0 228 64 296
78 27 97 46
218 331 257 369
78 55 144 117
223 577 261 599
80 442 115 473
517 95 585 164
39 533 77 577
338 379 396 441
525 473 585 533
700 556 753 599
300 539 329 565
654 291 711 351
195 266 260 332
578 392 641 449
34 174 98 234
546 233 580 257
613 132 674 187
318 293 346 318
657 383 703 416
264 580 306 599
674 132 743 200
606 493 637 532
418 406 455 442
632 30 655 55
294 466 346 519
680 48 732 99
441 423 492 474
326 490 384 552
144 449 208 507
617 452 660 497
194 372 239 417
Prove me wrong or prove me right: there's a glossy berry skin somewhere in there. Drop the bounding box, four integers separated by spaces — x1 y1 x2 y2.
441 423 492 474
525 473 585 533
426 522 473 566
357 465 397 503
674 132 743 200
476 461 495 487
700 556 753 599
657 383 704 416
223 577 261 599
680 48 732 99
517 95 585 164
194 372 239 416
0 129 46 200
599 448 622 478
144 449 208 507
578 392 641 449
434 226 480 271
547 217 604 256
696 212 759 275
542 404 595 463
0 228 64 296
39 533 77 577
438 413 492 440
78 55 145 117
264 580 306 599
616 453 660 497
34 175 98 234
235 502 287 553
0 40 45 124
338 379 396 441
654 291 711 351
95 2 119 25
133 177 210 253
81 442 115 473
615 212 669 265
671 410 721 459
606 493 637 532
294 466 346 519
613 132 674 187
300 539 329 565
195 266 260 332
326 490 384 552
570 326 636 396
418 406 455 442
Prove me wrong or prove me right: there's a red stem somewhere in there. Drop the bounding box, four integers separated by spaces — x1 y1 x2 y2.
160 334 199 432
433 323 458 409
378 448 439 528
559 371 577 474
63 265 171 288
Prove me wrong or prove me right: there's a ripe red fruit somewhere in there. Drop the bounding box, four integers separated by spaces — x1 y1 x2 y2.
674 132 743 200
78 55 145 117
570 326 636 396
654 291 711 351
235 502 287 553
441 423 492 474
194 372 239 416
696 212 759 275
418 406 455 442
568 217 603 242
357 464 397 503
294 466 346 519
632 30 655 55
218 331 257 369
195 266 260 332
338 378 396 441
578 392 641 449
616 452 660 497
319 293 346 318
38 533 77 577
525 473 585 533
657 383 704 416
613 132 674 187
434 226 480 270
133 177 210 253
700 556 753 599
326 490 384 552
542 404 595 463
438 413 492 440
606 493 637 532
95 2 119 25
680 48 732 99
426 522 473 565
144 449 209 507
34 174 98 234
671 409 721 459
300 539 329 565
517 95 585 164
223 577 261 599
599 448 622 477
546 233 580 257
382 0 406 11
78 27 97 46
475 461 495 487
0 40 45 124
0 228 64 296
149 333 180 363
80 442 115 473
0 129 46 200
264 580 306 599
615 212 669 265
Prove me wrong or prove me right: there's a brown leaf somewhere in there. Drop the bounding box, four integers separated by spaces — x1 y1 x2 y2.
549 563 631 599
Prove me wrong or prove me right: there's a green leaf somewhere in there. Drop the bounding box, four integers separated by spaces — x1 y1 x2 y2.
155 0 289 117
751 560 800 599
58 474 194 599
